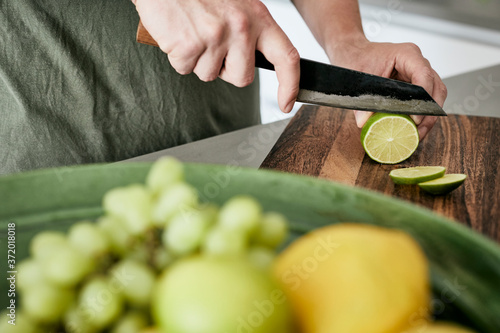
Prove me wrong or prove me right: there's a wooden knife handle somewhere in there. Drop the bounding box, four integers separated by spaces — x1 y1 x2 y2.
136 21 159 47
136 21 275 71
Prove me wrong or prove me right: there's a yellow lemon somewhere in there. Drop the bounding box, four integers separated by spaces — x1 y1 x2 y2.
273 223 430 333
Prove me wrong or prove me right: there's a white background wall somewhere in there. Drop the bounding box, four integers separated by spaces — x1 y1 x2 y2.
260 0 500 124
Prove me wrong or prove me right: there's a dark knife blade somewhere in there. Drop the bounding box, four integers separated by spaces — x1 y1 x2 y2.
255 51 446 116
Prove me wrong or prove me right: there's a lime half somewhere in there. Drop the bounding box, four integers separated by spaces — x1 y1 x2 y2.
418 174 467 195
361 113 419 164
390 166 446 185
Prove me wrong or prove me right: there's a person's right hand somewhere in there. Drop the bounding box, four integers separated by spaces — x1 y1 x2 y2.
133 0 300 113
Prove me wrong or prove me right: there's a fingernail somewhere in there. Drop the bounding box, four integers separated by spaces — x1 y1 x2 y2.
411 115 424 125
354 112 363 128
284 100 295 113
354 111 372 128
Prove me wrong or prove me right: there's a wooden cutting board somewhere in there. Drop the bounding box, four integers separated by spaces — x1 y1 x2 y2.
260 105 500 242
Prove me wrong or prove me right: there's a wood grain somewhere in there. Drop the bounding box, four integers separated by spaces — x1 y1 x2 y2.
261 105 500 242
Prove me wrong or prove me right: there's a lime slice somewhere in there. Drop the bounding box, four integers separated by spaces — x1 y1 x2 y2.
390 166 446 185
418 174 467 195
361 113 419 164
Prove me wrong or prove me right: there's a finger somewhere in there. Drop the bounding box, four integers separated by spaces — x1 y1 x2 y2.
418 116 438 140
431 73 448 107
416 73 446 140
353 110 373 128
193 48 226 82
257 26 300 113
394 53 434 126
167 41 205 75
409 66 434 126
219 42 255 87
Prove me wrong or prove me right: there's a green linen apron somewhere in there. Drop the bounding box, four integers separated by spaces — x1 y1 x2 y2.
0 0 261 175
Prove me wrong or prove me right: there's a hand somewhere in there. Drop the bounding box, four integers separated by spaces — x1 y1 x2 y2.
133 0 300 113
327 38 447 140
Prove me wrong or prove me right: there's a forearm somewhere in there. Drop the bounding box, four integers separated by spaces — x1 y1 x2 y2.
292 0 367 59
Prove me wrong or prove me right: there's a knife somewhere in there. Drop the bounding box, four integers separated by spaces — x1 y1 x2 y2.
136 22 446 116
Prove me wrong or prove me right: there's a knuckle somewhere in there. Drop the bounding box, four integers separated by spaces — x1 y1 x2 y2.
284 47 300 66
161 37 203 59
169 60 192 75
234 73 255 88
167 53 195 75
252 0 271 19
205 24 225 45
179 40 203 57
419 66 435 80
222 70 255 88
230 11 251 34
404 42 421 54
158 41 173 55
439 83 448 98
196 71 218 82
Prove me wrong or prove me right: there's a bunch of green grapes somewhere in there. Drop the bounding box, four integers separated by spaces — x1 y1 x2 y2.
4 157 289 333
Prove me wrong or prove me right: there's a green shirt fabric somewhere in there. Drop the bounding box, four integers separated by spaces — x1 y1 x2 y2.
0 0 260 175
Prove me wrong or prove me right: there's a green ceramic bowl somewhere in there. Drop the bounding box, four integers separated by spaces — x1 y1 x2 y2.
1 163 499 332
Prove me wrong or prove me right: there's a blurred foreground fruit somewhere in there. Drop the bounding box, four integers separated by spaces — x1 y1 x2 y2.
273 223 430 333
153 256 292 333
13 157 290 332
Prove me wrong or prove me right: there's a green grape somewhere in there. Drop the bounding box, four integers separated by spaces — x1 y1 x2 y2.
22 282 73 323
153 247 174 271
97 215 133 256
0 311 42 333
152 183 198 226
68 221 110 257
64 304 99 333
162 206 215 256
146 157 184 195
42 243 94 287
111 259 156 307
30 231 67 261
247 245 276 270
110 311 149 333
253 212 289 249
202 227 248 257
16 259 45 292
78 276 124 329
103 184 153 235
218 196 262 236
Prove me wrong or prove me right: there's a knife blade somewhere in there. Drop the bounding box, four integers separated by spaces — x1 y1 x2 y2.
136 22 446 116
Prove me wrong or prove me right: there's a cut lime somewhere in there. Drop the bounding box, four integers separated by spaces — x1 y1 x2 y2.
361 113 419 164
418 174 467 195
390 166 446 185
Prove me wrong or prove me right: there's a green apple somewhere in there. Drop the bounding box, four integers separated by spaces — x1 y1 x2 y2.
153 256 291 333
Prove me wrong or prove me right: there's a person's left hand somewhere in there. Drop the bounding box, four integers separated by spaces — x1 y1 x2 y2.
327 37 447 140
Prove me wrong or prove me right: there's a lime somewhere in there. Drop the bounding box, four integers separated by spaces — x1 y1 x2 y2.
389 166 446 185
361 113 419 164
418 174 467 195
